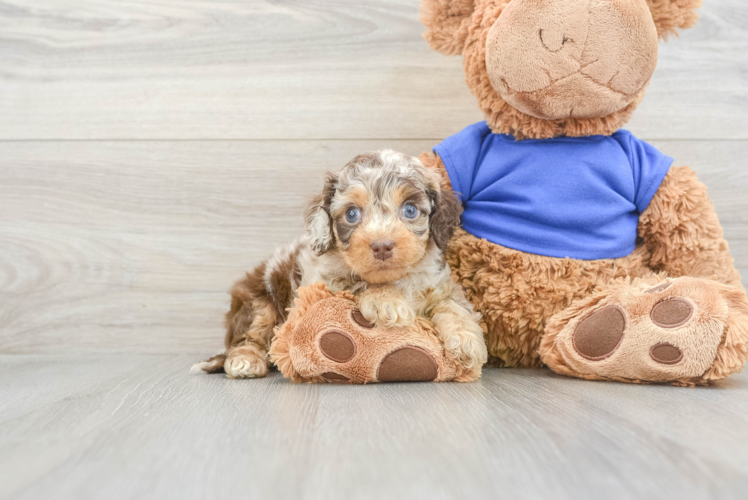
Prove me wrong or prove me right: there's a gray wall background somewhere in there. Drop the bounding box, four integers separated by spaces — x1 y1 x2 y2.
1 0 746 354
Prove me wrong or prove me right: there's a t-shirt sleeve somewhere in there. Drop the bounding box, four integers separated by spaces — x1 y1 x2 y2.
433 122 490 203
617 131 674 214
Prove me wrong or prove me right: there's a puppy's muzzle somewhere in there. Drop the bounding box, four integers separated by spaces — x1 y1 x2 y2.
371 240 395 261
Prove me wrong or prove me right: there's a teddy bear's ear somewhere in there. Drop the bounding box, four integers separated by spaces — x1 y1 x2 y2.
645 0 702 40
419 0 476 56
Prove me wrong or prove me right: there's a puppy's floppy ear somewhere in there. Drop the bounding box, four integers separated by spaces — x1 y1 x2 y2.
426 175 463 251
304 172 338 255
645 0 702 40
419 0 476 56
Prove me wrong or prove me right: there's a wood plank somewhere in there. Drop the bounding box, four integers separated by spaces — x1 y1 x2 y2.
0 139 429 354
1 139 747 354
0 354 746 500
0 0 746 140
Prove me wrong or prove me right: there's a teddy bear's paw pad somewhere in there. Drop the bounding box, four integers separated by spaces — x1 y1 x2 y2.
650 298 693 328
321 372 351 383
376 346 438 382
649 342 684 365
319 329 357 363
572 305 626 360
351 309 375 328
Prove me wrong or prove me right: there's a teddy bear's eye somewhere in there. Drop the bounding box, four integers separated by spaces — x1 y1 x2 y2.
345 207 361 224
402 204 419 219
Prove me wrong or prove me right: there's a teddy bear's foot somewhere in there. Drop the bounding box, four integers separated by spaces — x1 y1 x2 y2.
291 310 451 384
314 325 481 383
540 277 748 385
268 283 476 383
317 331 440 384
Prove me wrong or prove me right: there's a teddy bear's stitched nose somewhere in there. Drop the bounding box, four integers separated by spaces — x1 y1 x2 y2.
539 28 571 53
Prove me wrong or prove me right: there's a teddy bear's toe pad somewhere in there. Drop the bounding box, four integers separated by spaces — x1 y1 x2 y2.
377 346 438 382
319 330 357 363
650 343 683 365
351 309 375 328
572 305 626 360
650 298 693 328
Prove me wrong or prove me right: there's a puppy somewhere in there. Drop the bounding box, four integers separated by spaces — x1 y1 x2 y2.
192 150 487 380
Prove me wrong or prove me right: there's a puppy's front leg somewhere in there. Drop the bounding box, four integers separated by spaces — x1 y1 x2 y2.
358 285 416 328
426 284 488 380
432 300 488 380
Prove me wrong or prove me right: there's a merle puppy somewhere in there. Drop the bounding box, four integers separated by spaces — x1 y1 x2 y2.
193 150 487 380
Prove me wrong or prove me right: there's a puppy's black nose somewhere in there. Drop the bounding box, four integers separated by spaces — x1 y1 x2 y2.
371 240 395 261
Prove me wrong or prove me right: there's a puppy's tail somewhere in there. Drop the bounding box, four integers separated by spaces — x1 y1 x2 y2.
189 354 226 375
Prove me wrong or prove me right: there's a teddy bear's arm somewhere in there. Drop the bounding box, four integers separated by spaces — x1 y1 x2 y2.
638 165 743 288
420 151 453 192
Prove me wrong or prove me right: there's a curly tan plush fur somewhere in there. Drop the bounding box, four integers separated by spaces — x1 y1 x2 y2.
638 165 742 287
419 0 476 56
646 0 703 39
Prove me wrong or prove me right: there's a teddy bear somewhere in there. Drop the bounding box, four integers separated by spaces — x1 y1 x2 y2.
411 0 748 385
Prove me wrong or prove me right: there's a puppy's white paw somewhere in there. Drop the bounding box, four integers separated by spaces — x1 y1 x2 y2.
439 320 488 371
225 349 268 379
359 293 416 328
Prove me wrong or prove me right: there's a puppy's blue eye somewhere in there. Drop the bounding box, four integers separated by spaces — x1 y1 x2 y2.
403 204 419 219
345 207 361 223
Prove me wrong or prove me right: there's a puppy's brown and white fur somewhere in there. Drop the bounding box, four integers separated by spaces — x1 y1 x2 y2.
192 150 487 379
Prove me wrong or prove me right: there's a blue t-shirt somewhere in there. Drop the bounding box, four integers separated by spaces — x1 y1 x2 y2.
434 122 673 260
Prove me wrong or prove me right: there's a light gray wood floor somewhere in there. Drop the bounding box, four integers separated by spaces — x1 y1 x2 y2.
2 1 748 499
1 356 747 500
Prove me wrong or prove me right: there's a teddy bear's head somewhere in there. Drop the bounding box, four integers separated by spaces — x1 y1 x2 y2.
421 0 701 139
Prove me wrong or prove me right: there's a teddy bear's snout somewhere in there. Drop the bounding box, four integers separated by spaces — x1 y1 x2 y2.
538 27 572 54
485 0 659 121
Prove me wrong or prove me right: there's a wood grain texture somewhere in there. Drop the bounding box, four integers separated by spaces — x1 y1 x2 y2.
1 1 747 498
0 355 746 500
1 139 747 354
0 0 746 140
